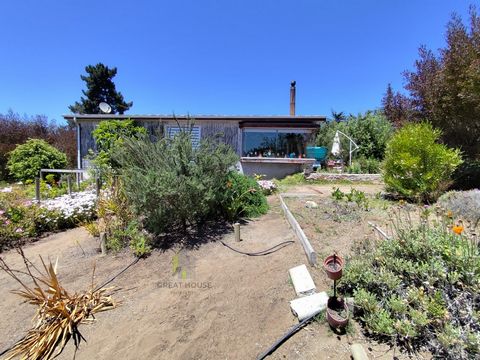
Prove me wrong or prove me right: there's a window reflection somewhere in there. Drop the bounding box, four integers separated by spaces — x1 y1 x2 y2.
242 130 311 158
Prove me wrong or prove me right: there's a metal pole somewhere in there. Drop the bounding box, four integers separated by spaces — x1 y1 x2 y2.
35 177 40 203
349 140 352 167
67 175 72 197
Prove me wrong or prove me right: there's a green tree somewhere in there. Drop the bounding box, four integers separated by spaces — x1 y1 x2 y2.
68 63 133 123
7 139 67 182
91 119 146 171
316 111 393 161
389 6 480 159
383 123 462 202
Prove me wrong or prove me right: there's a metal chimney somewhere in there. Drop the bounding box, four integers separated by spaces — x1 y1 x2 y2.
290 81 296 116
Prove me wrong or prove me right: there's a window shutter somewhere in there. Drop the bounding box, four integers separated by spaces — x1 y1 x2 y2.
167 125 201 148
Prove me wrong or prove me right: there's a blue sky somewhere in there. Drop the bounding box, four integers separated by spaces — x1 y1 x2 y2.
0 0 474 124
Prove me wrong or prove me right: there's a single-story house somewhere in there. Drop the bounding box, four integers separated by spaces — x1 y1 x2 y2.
63 84 327 179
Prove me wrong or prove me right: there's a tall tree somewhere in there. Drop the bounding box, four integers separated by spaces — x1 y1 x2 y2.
381 83 416 127
397 6 480 159
68 63 133 119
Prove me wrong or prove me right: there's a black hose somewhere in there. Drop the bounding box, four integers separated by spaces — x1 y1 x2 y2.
94 256 141 292
256 310 321 360
220 240 294 256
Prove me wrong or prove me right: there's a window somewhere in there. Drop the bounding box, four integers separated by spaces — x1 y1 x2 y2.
242 129 312 158
166 125 201 147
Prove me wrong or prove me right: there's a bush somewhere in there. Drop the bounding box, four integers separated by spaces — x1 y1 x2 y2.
316 111 394 161
114 130 242 234
7 139 67 182
221 172 268 221
91 119 146 172
383 123 462 202
346 157 381 174
437 190 480 227
0 110 76 181
450 159 480 190
339 219 480 359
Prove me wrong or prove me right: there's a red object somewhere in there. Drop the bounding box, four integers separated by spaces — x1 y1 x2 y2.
323 254 343 280
326 297 349 328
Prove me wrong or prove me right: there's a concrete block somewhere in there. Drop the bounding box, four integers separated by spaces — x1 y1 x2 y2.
290 291 328 321
351 343 369 360
289 264 316 296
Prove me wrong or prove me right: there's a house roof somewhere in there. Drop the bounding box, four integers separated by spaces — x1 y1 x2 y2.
63 114 327 123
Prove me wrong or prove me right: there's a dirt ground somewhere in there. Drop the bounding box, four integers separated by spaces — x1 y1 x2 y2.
0 194 417 360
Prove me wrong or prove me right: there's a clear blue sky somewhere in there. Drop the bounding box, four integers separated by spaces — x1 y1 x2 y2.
0 0 474 124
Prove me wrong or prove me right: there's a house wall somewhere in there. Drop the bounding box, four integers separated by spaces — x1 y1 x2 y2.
77 119 242 168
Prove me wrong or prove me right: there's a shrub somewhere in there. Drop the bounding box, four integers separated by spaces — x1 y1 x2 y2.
91 119 146 172
114 130 241 234
7 139 67 182
221 171 268 221
437 190 480 227
316 111 394 161
339 218 480 359
383 123 462 202
450 159 480 190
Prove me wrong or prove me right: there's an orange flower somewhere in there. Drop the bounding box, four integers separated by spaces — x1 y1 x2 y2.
452 224 464 235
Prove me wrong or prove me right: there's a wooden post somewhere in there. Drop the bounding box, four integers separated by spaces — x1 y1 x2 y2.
35 177 41 203
100 232 107 255
67 175 72 197
96 176 101 198
234 222 241 242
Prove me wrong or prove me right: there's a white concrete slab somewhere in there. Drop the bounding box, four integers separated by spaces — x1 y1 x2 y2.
289 264 316 296
290 292 329 321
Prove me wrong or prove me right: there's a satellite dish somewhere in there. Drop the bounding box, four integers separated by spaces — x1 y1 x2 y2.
99 102 112 114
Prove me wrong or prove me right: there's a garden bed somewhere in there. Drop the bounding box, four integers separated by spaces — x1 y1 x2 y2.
0 196 409 360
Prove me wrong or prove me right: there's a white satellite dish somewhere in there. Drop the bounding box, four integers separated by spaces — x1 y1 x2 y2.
99 102 112 114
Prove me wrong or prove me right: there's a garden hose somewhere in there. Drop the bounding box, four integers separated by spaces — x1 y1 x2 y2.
256 310 321 360
220 240 294 256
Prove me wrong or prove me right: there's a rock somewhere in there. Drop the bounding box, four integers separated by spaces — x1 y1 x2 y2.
305 201 318 209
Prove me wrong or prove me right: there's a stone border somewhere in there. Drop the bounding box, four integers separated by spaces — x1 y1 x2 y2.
278 194 317 266
305 172 382 183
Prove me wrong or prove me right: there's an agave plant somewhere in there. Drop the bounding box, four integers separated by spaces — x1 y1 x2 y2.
0 249 116 360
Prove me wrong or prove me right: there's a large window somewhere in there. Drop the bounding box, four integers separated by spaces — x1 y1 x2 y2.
242 129 312 158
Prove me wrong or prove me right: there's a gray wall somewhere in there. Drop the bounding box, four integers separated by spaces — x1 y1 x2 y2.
78 119 241 168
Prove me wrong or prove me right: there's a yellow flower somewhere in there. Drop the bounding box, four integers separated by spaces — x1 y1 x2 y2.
452 224 464 235
447 210 453 219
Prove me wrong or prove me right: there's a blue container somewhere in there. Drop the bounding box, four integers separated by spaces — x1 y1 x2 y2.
306 146 328 161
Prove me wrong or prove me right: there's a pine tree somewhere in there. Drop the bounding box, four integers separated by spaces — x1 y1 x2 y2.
68 63 133 120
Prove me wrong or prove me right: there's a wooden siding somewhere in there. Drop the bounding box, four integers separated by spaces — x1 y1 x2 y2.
200 121 241 154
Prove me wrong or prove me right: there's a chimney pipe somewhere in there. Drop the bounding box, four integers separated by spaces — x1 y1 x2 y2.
290 80 296 116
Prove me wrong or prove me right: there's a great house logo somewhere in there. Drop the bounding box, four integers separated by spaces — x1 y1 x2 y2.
156 250 212 289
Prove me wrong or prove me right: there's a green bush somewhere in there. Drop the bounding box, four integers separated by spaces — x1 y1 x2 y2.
383 123 462 202
7 139 67 182
91 119 146 172
221 171 268 221
114 130 242 234
316 111 394 161
339 222 480 359
450 159 480 190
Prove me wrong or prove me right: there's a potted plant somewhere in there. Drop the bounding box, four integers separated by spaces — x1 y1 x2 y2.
323 254 343 280
326 296 349 328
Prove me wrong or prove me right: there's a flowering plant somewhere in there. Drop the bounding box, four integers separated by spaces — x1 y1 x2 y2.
257 180 277 195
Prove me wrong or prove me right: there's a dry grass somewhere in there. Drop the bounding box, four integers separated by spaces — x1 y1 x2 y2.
0 249 116 360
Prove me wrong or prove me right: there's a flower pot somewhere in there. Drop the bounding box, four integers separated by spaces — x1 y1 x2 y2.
326 297 349 329
323 254 343 280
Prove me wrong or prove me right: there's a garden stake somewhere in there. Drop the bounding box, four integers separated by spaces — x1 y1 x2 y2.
35 177 41 203
234 222 241 242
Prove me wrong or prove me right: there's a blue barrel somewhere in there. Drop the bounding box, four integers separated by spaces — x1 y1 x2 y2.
306 146 328 161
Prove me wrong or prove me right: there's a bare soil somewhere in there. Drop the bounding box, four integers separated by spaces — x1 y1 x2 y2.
0 194 418 360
